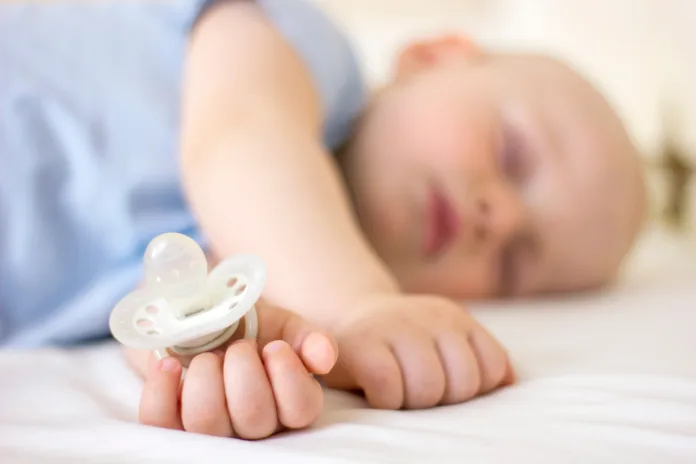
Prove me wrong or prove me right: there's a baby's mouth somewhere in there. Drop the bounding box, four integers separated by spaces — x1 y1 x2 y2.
424 187 459 257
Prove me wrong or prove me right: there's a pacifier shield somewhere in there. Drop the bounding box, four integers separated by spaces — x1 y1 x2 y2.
109 233 265 350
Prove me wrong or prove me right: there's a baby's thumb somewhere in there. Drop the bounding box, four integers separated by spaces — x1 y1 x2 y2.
501 356 517 386
255 300 338 374
139 356 183 431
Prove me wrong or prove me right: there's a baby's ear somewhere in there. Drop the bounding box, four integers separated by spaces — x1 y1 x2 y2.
396 34 481 77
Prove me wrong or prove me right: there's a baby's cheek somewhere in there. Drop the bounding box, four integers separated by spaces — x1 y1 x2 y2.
422 114 496 177
417 113 465 166
384 95 461 166
365 192 411 261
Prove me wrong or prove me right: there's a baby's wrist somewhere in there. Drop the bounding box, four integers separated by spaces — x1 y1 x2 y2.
326 282 403 329
294 278 397 331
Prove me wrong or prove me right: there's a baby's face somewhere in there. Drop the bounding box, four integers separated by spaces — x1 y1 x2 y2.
341 37 646 299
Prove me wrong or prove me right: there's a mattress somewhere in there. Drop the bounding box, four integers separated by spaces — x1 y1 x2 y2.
1 225 695 463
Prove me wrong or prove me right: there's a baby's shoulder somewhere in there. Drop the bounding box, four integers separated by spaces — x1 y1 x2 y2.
252 0 367 149
0 0 365 150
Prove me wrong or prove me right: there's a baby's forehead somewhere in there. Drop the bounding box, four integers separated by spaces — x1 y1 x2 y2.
493 55 645 293
531 60 632 175
537 148 644 293
533 111 644 293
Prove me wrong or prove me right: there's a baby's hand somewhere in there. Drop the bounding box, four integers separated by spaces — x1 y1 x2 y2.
322 294 515 409
130 300 337 439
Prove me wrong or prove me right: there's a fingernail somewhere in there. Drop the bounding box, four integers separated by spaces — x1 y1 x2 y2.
264 340 285 353
159 357 179 373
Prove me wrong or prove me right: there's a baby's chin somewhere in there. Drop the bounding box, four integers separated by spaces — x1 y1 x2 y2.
388 265 492 301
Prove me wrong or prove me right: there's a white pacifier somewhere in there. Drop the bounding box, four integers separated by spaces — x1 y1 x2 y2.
109 233 265 359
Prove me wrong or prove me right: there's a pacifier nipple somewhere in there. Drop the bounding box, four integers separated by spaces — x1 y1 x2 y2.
143 233 207 316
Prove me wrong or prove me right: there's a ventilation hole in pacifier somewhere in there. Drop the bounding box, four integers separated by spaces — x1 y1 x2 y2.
229 302 238 310
137 318 154 328
227 277 238 288
235 284 247 296
146 329 161 336
145 305 160 314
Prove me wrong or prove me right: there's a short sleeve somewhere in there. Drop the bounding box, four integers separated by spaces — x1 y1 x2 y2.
199 0 366 150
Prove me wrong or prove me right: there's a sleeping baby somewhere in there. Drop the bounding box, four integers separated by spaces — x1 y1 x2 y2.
0 0 646 439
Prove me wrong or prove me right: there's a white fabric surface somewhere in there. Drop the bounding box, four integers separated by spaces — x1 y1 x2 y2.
1 225 695 463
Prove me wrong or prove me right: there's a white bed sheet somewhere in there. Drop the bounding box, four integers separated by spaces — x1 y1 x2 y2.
1 225 695 463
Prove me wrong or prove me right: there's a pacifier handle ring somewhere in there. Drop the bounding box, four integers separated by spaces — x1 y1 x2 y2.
152 305 259 361
243 305 259 340
168 323 240 357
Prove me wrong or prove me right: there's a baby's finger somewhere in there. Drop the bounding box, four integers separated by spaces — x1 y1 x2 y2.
256 302 338 373
181 352 233 437
298 331 337 375
223 340 278 440
391 335 446 409
328 339 404 410
435 334 481 405
468 325 510 394
263 340 323 429
139 356 184 431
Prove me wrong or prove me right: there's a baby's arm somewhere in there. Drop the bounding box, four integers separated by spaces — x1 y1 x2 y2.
181 1 514 410
181 1 399 328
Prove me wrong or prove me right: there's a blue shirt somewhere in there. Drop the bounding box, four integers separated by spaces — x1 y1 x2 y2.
0 0 365 347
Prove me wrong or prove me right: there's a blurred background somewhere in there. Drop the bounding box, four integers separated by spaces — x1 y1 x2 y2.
311 0 696 234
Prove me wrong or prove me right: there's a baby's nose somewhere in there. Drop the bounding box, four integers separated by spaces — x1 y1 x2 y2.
471 187 524 247
473 198 492 242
